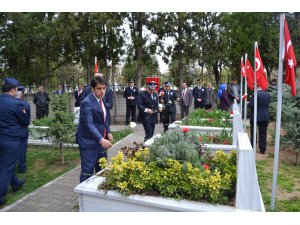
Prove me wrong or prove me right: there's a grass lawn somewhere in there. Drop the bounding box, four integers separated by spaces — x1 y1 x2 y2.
256 151 300 212
1 128 132 208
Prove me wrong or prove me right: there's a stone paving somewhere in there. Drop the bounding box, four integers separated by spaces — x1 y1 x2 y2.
1 123 164 212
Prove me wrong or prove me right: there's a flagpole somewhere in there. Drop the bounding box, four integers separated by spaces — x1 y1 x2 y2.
271 13 285 211
253 42 258 160
240 57 243 114
244 53 248 131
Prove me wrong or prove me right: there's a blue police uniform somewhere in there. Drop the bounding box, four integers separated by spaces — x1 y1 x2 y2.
193 84 207 109
123 80 139 124
160 82 177 132
16 86 31 173
137 82 159 142
0 78 30 205
76 93 111 183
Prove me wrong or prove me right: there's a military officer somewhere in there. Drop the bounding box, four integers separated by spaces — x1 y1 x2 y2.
15 86 31 173
0 78 30 206
192 79 207 109
123 79 139 125
160 81 177 132
137 81 161 142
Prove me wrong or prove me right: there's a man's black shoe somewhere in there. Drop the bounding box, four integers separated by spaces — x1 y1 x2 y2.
260 150 266 154
0 199 7 206
12 179 26 193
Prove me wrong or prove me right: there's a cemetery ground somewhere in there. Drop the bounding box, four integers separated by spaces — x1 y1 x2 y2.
254 122 300 212
0 129 132 209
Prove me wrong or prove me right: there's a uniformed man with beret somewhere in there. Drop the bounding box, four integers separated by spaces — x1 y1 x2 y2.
123 79 139 125
192 79 207 109
0 78 30 206
136 81 161 142
160 81 177 132
15 86 31 174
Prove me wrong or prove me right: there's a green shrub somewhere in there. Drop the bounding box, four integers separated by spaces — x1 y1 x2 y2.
32 116 53 126
181 108 232 127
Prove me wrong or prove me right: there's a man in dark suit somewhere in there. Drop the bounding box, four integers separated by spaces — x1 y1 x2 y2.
0 78 30 206
33 86 50 119
74 84 83 107
137 81 161 142
160 81 177 132
192 79 206 109
15 86 31 174
227 78 240 107
80 73 113 124
177 81 193 119
76 76 113 183
248 86 271 154
54 84 65 95
123 79 139 125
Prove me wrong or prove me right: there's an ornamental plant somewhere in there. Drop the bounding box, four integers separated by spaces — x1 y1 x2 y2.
98 128 237 205
181 109 232 128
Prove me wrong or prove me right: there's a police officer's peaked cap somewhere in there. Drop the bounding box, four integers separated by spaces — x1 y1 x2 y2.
146 80 157 90
18 85 25 91
3 77 20 87
164 81 171 87
129 79 134 83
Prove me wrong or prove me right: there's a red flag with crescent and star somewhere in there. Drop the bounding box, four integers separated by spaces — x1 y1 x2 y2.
241 61 246 77
246 58 254 90
255 47 269 90
283 18 297 96
94 59 99 75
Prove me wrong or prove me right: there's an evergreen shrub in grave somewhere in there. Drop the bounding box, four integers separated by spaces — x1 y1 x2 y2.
98 128 237 205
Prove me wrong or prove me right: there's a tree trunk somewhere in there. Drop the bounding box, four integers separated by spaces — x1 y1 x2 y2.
86 62 90 85
59 143 65 165
136 46 142 89
213 61 220 87
112 63 117 123
45 47 50 91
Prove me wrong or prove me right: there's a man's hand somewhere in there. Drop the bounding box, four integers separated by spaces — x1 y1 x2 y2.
99 138 112 149
146 109 154 114
107 133 113 143
197 98 202 102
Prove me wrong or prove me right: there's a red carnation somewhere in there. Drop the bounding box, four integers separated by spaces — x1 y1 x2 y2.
182 127 189 133
203 164 210 170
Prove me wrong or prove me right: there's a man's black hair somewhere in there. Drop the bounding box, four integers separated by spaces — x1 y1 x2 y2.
2 84 17 93
91 76 108 88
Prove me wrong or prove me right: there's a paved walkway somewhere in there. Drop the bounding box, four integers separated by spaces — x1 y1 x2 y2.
1 123 164 212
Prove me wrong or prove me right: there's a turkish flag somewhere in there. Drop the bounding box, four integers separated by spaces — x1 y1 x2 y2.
94 59 99 75
246 58 254 90
241 62 246 77
255 47 269 90
284 18 297 96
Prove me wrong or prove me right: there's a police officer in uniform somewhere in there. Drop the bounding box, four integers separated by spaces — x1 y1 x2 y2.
137 81 161 142
0 78 30 206
160 81 177 132
192 79 207 109
123 79 139 125
15 86 31 173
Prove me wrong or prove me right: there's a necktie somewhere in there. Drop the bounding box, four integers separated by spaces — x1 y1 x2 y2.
100 99 107 138
78 90 81 96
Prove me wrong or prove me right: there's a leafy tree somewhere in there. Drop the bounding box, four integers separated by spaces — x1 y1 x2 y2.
48 93 76 164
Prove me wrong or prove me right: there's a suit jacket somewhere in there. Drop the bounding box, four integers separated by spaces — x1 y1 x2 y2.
160 90 177 113
0 94 30 137
76 93 111 150
54 90 65 95
249 90 271 122
205 88 215 106
193 86 207 107
74 90 83 107
179 88 193 107
33 92 50 110
137 91 159 123
227 83 240 104
123 86 139 106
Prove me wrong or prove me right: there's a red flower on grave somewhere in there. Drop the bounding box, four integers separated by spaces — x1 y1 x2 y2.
182 127 189 133
203 164 210 170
